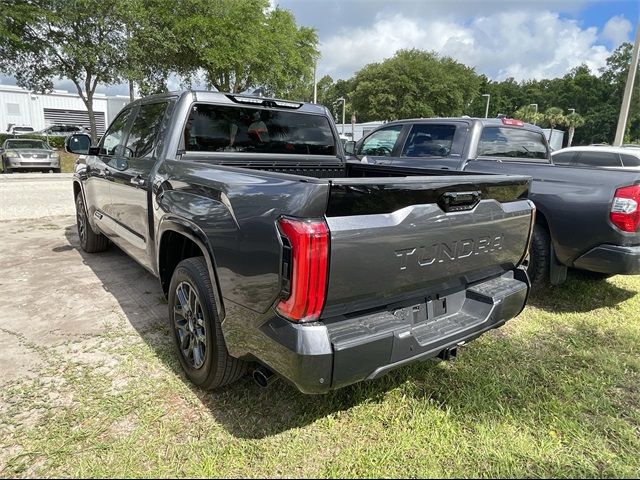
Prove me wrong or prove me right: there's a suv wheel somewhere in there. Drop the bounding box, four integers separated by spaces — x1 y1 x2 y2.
75 194 109 253
168 257 247 390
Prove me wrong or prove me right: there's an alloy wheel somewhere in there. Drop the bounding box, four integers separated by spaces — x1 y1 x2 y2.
173 281 207 369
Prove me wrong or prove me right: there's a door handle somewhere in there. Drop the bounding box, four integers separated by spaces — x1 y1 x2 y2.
130 175 146 188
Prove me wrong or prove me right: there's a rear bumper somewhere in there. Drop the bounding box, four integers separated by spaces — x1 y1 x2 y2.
255 268 530 394
573 244 640 275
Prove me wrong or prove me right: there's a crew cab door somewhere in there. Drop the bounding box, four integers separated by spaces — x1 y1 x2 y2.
356 124 404 165
107 100 172 269
84 107 135 226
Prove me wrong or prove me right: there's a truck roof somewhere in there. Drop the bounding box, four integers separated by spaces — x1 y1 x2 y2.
128 90 329 115
382 116 543 132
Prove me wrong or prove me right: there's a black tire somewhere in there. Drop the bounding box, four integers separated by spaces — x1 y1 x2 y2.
75 194 109 253
53 168 61 174
168 257 247 390
527 224 551 288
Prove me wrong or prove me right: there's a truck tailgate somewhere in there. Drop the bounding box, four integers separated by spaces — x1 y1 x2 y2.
322 175 533 317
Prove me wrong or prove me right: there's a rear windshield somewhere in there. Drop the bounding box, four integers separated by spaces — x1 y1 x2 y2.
183 103 336 155
478 127 548 160
5 140 48 150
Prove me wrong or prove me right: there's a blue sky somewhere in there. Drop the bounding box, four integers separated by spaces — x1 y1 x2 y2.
275 0 639 81
1 0 638 94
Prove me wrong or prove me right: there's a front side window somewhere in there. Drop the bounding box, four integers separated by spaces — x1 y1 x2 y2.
100 108 134 156
183 104 336 156
575 151 622 167
358 125 403 156
125 102 170 158
401 124 456 157
478 127 548 160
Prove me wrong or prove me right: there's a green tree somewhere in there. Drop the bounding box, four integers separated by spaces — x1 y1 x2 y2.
0 0 128 141
564 112 586 147
349 49 480 122
513 105 543 125
173 0 318 96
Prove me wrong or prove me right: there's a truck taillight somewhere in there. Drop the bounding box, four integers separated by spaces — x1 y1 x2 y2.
276 217 329 322
610 185 640 232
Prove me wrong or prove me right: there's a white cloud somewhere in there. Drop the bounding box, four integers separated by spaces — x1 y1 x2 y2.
601 15 633 47
319 9 614 81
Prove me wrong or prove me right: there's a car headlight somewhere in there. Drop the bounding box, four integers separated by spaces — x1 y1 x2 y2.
50 152 60 159
5 150 19 158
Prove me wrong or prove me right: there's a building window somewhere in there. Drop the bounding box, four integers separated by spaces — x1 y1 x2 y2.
6 103 20 116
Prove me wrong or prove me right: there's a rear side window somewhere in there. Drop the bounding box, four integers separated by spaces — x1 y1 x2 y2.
183 104 336 155
552 151 577 165
478 127 548 160
125 101 170 158
575 152 622 167
402 124 456 157
621 153 640 167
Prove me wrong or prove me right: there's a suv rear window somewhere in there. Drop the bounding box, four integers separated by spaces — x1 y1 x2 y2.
183 104 336 156
478 127 548 160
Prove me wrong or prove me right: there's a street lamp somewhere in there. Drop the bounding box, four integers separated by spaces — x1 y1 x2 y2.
335 97 346 135
482 94 490 118
529 103 538 125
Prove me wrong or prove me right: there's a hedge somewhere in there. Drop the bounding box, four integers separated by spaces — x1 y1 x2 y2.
0 133 67 149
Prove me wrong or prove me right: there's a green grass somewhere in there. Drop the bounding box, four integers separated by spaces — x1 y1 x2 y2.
1 273 639 478
59 151 77 173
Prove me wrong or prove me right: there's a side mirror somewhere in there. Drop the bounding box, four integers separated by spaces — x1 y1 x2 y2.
65 133 92 154
344 140 356 156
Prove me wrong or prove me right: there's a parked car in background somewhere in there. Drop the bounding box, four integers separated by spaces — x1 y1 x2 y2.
346 117 640 286
6 125 35 136
37 124 88 137
1 138 60 173
552 146 640 169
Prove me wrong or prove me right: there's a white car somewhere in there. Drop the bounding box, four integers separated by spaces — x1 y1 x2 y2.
551 145 640 169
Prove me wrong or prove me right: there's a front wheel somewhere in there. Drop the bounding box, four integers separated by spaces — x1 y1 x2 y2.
75 194 109 253
168 257 247 390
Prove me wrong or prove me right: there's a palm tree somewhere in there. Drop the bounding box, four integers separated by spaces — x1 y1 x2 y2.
513 105 542 125
564 112 586 147
544 107 566 145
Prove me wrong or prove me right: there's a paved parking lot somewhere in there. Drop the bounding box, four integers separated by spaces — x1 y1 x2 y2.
0 173 164 386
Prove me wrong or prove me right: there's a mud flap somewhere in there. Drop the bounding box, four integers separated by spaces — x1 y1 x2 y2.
549 241 567 285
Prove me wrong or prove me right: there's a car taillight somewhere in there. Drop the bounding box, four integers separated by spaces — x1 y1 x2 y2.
610 185 640 232
276 217 329 322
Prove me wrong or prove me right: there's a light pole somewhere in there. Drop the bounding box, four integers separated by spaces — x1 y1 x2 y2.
335 97 346 135
529 103 538 125
482 94 490 118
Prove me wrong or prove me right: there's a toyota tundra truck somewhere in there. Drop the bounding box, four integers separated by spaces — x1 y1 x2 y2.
346 117 640 287
67 91 534 394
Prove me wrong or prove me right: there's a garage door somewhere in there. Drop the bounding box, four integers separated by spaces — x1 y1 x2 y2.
43 108 106 135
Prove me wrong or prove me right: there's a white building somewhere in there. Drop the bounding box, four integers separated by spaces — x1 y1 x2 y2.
334 121 387 142
0 85 131 135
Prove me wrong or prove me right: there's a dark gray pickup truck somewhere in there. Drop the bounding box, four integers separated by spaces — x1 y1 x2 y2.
67 91 534 394
346 117 640 286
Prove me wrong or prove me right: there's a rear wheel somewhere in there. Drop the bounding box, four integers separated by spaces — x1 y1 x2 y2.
527 224 551 288
168 257 247 390
75 194 109 253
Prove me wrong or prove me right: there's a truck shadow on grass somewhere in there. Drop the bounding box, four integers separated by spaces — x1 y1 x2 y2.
62 224 639 440
527 270 636 313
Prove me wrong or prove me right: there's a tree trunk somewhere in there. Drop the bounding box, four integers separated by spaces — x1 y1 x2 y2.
567 126 575 147
129 79 135 103
85 93 98 144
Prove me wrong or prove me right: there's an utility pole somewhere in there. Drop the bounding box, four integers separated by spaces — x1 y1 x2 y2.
312 60 317 104
336 97 346 135
482 94 490 118
529 103 538 125
614 24 640 146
